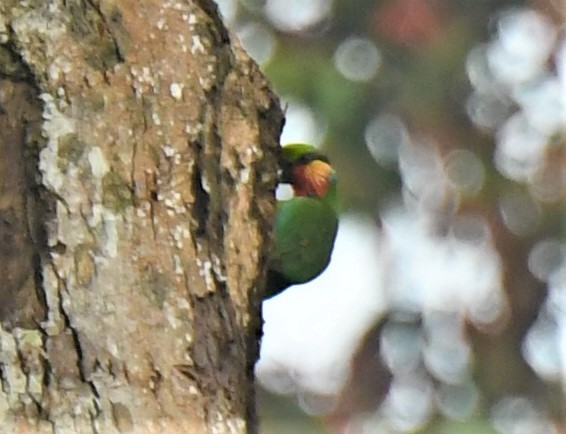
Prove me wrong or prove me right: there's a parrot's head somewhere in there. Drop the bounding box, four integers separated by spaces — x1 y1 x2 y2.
280 143 337 199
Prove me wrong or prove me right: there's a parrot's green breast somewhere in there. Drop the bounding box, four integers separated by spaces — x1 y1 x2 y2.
265 142 339 299
268 196 338 294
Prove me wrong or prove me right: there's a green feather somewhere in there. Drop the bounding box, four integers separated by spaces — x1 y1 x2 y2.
280 143 318 162
266 196 338 298
265 143 339 299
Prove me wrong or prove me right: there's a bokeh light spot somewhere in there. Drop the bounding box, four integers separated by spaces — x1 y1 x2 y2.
558 38 566 117
297 391 337 416
548 266 566 318
237 22 276 65
498 189 541 236
487 9 556 86
527 239 564 282
512 76 565 136
491 396 554 434
264 0 332 32
523 310 562 381
466 45 498 94
467 286 508 329
398 141 446 211
495 113 547 182
255 360 297 395
275 183 293 201
466 91 510 130
529 165 566 203
423 320 471 384
451 215 490 245
444 149 485 195
334 37 382 82
364 113 408 165
383 374 434 432
380 321 422 376
214 0 238 24
279 99 326 145
436 382 479 420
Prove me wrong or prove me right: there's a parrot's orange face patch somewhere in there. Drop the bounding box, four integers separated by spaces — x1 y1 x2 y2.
292 160 335 197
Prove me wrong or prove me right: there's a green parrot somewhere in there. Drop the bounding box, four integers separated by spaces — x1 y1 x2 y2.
265 144 339 299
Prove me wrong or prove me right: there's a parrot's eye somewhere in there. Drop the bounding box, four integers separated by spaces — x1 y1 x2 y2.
295 153 330 166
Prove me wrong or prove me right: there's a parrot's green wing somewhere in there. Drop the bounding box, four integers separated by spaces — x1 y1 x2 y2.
266 196 338 298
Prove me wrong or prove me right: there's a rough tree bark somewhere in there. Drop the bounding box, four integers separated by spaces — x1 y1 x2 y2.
0 0 283 432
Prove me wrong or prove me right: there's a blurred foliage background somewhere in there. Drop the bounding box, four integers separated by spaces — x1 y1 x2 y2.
216 0 566 433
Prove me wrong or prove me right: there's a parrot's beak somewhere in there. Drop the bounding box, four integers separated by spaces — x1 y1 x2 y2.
279 160 294 184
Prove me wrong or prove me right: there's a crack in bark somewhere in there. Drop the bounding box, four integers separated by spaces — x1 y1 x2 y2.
0 79 47 330
75 0 127 69
191 163 210 238
0 39 33 81
192 0 231 47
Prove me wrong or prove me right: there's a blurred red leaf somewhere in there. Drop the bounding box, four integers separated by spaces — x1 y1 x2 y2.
374 0 446 48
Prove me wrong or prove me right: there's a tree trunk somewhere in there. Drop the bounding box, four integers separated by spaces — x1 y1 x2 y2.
0 1 283 432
